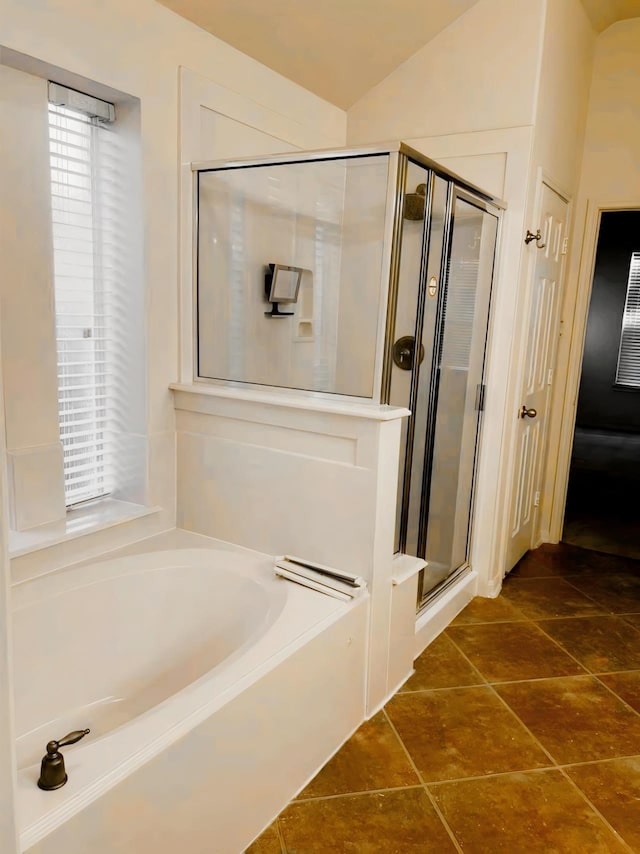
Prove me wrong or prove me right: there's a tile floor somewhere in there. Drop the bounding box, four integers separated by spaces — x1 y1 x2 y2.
247 543 640 853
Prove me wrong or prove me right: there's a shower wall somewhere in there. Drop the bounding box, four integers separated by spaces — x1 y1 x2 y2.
197 155 389 397
197 160 343 392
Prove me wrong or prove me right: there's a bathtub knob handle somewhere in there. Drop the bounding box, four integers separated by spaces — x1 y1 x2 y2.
37 728 90 790
54 729 91 749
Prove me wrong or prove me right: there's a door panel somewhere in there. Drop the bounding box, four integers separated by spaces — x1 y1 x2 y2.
506 183 567 569
418 197 498 601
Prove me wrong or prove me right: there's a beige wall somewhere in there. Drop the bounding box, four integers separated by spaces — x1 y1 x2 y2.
546 17 640 538
0 0 346 521
0 67 66 530
576 18 640 202
531 0 595 194
347 0 545 144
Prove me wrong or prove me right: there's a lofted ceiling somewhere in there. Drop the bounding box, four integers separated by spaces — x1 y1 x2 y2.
158 0 640 108
580 0 640 32
158 0 479 107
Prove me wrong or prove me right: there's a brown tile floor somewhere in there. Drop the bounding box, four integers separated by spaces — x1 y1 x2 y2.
247 543 640 853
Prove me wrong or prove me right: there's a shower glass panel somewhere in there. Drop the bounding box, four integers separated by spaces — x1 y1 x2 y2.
417 195 498 602
389 160 431 552
197 155 390 397
401 175 450 555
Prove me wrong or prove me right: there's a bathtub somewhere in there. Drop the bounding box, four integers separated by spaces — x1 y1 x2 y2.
12 540 368 853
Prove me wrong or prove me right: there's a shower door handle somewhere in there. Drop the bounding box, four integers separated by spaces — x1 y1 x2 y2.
392 336 425 371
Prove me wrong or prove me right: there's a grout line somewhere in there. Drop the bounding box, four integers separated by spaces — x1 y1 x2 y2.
532 620 640 710
420 764 558 787
484 684 582 772
523 613 608 621
439 634 489 684
397 669 639 692
397 682 486 694
420 786 464 854
291 783 424 804
522 615 640 718
592 667 640 675
590 673 640 721
554 765 637 854
273 818 287 854
382 707 463 854
559 752 640 771
561 575 627 611
490 575 619 621
486 673 590 686
447 616 529 625
531 619 605 672
444 632 560 769
534 613 640 624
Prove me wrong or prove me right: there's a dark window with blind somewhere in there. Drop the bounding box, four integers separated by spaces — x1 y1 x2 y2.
615 251 640 389
48 83 116 505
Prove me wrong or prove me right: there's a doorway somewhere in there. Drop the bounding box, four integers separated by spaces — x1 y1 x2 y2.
563 210 640 559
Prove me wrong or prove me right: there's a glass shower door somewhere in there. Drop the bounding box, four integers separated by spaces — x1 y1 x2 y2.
416 192 498 603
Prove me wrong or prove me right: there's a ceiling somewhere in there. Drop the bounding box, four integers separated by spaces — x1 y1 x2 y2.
580 0 640 32
158 0 640 109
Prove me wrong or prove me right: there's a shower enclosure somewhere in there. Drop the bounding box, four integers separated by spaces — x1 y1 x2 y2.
194 144 502 609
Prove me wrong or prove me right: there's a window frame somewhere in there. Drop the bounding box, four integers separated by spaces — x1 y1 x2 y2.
614 250 640 391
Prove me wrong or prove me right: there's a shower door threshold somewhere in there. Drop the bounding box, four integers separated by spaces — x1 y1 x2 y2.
417 564 472 615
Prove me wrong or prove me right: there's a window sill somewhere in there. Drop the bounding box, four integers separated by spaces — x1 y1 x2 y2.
8 498 161 559
612 383 640 393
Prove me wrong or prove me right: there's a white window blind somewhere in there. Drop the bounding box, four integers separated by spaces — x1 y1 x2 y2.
616 252 640 389
48 88 116 505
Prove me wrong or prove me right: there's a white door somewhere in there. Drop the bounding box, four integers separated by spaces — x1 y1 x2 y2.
506 182 568 570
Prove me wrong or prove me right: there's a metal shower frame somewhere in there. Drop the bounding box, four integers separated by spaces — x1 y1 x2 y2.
190 142 505 405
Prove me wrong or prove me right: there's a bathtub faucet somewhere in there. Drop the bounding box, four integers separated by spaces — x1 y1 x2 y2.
37 728 90 790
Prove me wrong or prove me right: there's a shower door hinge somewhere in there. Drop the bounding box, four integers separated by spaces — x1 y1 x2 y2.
534 491 541 507
475 384 486 411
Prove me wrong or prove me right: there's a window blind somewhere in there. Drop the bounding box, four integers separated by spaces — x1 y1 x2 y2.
441 258 478 370
616 252 640 389
48 95 115 505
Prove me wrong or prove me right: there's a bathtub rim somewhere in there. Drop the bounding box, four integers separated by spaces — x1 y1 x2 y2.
15 543 365 851
14 550 288 770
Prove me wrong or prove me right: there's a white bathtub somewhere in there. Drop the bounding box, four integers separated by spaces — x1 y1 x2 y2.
12 540 368 853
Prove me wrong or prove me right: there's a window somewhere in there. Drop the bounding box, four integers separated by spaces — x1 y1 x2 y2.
48 85 116 505
616 251 640 389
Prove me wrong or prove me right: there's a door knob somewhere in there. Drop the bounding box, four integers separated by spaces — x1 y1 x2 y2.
520 405 537 419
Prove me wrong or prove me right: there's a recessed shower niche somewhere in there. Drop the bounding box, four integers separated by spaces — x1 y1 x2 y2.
194 144 503 606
